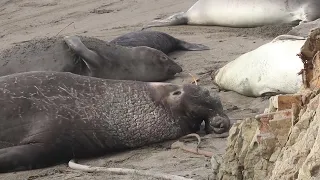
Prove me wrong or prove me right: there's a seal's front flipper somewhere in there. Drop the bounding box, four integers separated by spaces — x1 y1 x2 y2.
142 12 188 30
271 34 306 42
178 40 210 51
0 144 57 173
64 36 102 74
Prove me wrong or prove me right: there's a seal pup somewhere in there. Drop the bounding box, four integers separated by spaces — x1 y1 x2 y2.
288 18 320 37
0 71 230 172
0 35 182 82
64 35 182 81
213 35 305 97
143 0 320 29
110 30 210 54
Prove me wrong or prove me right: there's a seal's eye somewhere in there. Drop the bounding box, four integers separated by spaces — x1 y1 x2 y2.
173 91 181 95
160 56 167 61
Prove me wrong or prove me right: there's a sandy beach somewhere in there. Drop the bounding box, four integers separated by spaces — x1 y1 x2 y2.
0 0 297 179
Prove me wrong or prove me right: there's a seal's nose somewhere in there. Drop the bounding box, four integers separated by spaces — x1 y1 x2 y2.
210 115 231 134
168 61 182 74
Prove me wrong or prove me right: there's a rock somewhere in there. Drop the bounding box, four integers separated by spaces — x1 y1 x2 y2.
217 92 320 180
217 27 320 180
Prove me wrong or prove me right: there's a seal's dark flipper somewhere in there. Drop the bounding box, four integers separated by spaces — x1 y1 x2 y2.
178 40 210 51
63 35 102 72
0 144 55 173
142 12 188 30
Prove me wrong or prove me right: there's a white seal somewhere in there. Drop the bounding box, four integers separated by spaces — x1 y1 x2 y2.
143 0 320 29
213 35 306 97
288 18 320 37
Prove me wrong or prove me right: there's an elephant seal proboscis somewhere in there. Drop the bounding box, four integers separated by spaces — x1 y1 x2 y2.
213 35 305 97
0 35 182 82
110 30 210 54
0 71 230 173
143 0 320 29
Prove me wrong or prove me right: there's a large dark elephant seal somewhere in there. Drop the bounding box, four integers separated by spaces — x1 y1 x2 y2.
110 30 210 54
0 71 230 173
143 0 320 29
0 35 182 81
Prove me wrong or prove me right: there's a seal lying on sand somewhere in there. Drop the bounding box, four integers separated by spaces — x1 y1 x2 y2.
143 0 320 29
288 18 320 37
0 35 182 82
64 35 182 81
213 35 305 97
110 30 210 54
0 71 230 173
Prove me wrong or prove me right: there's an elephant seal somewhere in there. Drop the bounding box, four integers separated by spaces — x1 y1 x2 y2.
0 71 230 172
63 35 182 81
110 30 210 54
288 18 320 37
213 35 305 97
0 35 182 82
143 0 320 29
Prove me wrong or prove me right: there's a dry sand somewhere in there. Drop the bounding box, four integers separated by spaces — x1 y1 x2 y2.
0 0 296 179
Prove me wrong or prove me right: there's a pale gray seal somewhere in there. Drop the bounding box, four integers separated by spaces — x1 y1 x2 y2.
288 18 320 37
143 0 320 29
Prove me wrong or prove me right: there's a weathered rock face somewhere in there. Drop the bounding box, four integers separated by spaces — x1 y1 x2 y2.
217 117 272 180
217 28 320 180
217 91 320 180
269 91 320 180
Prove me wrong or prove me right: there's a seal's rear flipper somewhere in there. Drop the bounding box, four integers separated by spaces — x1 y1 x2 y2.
178 40 210 51
64 35 102 75
0 144 57 172
142 12 188 30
